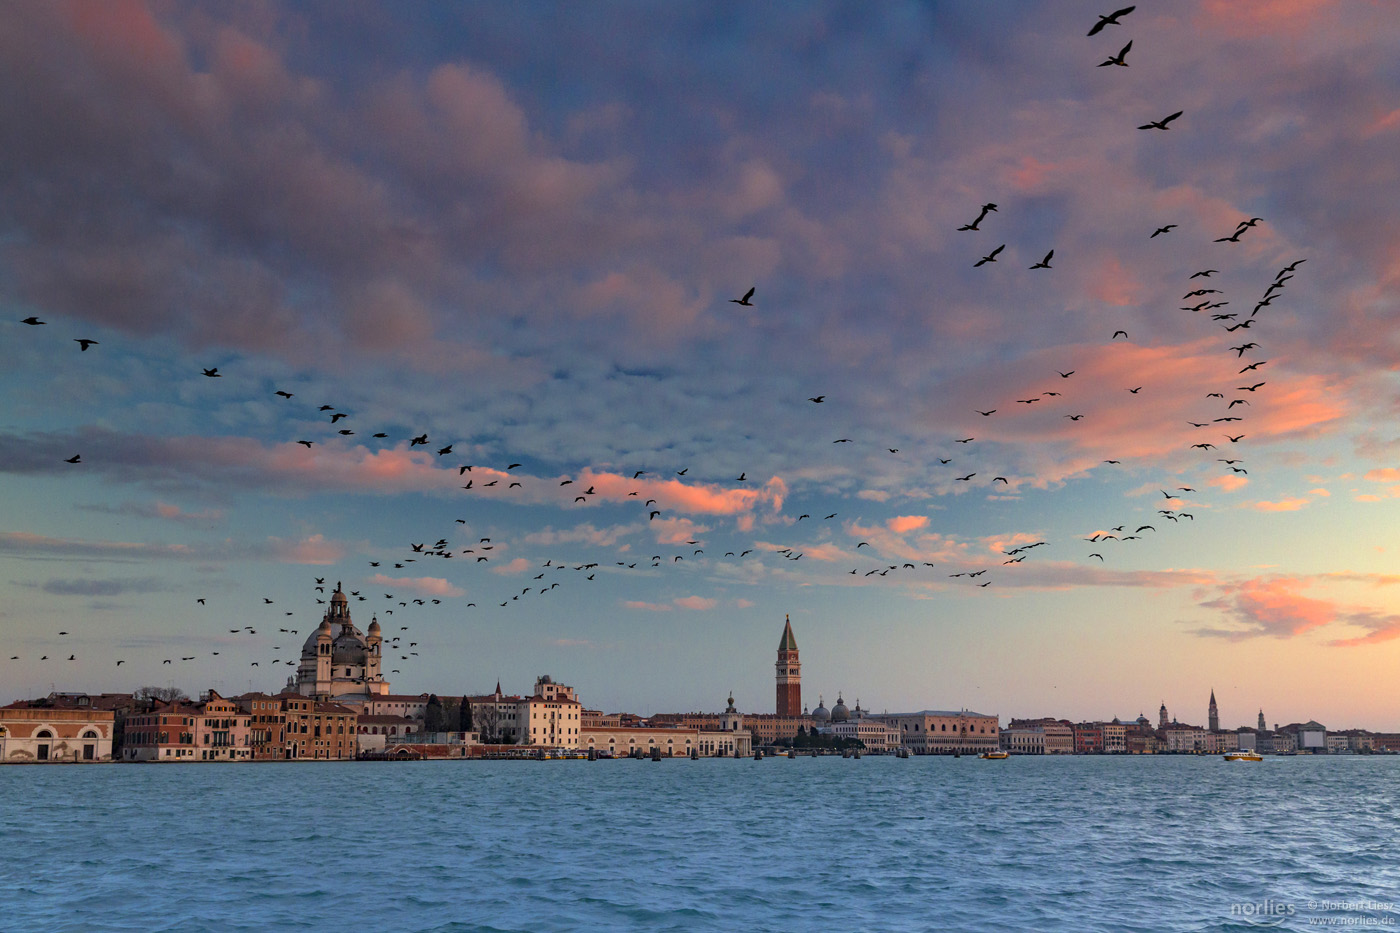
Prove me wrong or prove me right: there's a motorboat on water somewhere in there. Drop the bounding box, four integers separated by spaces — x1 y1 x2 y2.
1224 750 1263 761
979 750 1010 759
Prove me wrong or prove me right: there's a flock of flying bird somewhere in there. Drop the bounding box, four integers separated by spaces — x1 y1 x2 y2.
11 5 1308 682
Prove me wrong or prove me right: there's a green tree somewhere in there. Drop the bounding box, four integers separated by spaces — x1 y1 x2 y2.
424 694 445 732
458 696 473 732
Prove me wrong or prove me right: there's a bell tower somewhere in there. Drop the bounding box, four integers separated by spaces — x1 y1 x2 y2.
1208 689 1219 732
776 615 801 716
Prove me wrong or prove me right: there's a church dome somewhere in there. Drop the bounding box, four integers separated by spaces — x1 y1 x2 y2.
332 627 368 664
367 616 381 636
303 617 333 653
830 693 849 722
811 695 830 722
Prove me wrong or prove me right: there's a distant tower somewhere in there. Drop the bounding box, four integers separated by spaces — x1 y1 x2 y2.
720 693 743 733
1159 702 1168 730
1258 709 1266 731
1208 689 1219 732
776 615 801 716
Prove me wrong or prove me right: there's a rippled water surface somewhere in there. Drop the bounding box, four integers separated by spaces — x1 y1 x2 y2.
3 755 1398 932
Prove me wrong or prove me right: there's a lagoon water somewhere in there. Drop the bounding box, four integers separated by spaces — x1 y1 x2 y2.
3 755 1398 932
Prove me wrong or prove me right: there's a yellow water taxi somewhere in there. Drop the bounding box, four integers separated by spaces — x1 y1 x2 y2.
979 750 1010 759
1224 750 1263 762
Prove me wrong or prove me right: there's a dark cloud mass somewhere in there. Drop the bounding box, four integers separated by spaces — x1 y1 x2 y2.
3 2 1400 723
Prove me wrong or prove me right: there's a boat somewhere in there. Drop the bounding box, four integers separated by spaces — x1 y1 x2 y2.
1224 750 1263 762
979 750 1010 759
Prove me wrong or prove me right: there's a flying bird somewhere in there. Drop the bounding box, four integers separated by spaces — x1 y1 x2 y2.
730 287 755 306
1029 250 1054 269
64 454 81 463
1138 110 1183 130
1098 41 1132 67
974 245 1005 267
958 202 998 231
202 367 221 377
74 339 98 351
1150 224 1177 238
22 316 45 325
1087 5 1135 36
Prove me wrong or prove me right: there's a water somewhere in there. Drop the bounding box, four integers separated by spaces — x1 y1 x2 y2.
2 755 1397 932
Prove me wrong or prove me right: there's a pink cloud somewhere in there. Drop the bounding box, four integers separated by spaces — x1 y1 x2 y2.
1252 497 1311 512
364 574 464 598
489 557 531 576
1209 474 1250 492
272 534 344 565
1195 577 1337 639
624 600 672 612
887 515 929 534
674 596 717 611
1364 468 1400 483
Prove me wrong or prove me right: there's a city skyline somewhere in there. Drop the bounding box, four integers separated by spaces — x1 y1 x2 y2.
4 3 1400 729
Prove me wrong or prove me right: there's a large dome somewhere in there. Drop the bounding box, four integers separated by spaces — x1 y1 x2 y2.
811 696 830 722
830 694 849 722
332 627 368 664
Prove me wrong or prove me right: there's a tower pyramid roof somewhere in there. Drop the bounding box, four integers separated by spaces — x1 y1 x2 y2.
778 614 798 651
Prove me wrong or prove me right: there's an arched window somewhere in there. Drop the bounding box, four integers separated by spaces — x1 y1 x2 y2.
82 730 99 740
36 729 54 739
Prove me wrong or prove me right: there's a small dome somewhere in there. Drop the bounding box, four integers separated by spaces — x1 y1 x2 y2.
830 693 849 722
367 616 381 635
811 695 830 722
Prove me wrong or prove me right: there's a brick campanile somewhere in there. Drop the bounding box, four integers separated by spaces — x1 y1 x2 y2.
776 614 801 716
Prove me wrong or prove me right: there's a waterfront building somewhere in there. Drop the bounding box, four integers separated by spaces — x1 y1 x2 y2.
1163 723 1208 753
1000 727 1046 755
467 677 582 748
124 700 202 761
1325 734 1352 754
1101 719 1127 753
871 710 999 755
776 615 801 716
0 700 114 763
280 693 358 760
1124 724 1160 754
365 693 432 721
1073 722 1104 754
581 721 752 758
235 693 287 760
1008 718 1074 754
817 699 902 751
356 715 421 754
292 584 389 704
191 690 254 761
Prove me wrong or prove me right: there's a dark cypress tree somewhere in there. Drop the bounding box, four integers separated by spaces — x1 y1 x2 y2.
424 694 445 732
458 695 473 732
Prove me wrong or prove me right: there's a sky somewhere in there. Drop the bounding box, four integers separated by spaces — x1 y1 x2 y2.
3 0 1400 729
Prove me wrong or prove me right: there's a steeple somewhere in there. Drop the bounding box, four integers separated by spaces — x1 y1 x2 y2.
1258 708 1266 731
1208 689 1219 732
778 614 798 651
775 614 801 716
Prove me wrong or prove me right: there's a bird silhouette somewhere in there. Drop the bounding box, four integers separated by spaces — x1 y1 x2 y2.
1138 110 1183 130
958 203 998 231
1098 40 1132 67
74 339 99 351
1029 250 1054 269
974 245 1005 267
730 287 755 306
1087 5 1135 36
